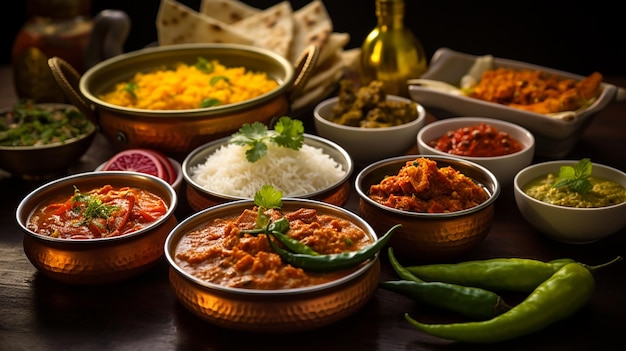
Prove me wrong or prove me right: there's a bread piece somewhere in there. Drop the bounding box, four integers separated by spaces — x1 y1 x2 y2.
157 0 253 46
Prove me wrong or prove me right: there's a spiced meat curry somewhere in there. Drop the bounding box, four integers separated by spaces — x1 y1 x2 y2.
174 207 373 290
369 157 489 213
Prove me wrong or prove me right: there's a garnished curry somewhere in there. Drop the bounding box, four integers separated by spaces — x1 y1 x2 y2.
27 184 168 239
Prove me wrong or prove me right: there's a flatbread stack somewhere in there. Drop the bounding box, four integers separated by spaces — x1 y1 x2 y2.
156 0 357 111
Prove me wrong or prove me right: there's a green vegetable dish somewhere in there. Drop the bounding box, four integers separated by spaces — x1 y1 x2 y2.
524 158 626 208
0 100 94 147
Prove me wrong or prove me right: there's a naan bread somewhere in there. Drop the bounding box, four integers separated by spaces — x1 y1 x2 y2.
199 0 260 24
288 0 333 63
317 32 350 66
157 0 253 46
232 1 294 58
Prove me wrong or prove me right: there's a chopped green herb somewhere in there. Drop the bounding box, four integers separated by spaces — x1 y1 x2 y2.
230 116 304 162
553 158 594 194
195 57 214 73
200 98 221 108
210 76 230 86
123 82 138 98
0 100 94 146
71 186 120 226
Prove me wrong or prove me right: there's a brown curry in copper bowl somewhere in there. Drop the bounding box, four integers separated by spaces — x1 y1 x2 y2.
164 197 394 332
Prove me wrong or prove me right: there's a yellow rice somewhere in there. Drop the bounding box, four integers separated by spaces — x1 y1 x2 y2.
98 60 279 110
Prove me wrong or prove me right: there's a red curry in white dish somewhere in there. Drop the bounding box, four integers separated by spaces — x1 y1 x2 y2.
429 123 523 157
174 207 373 290
27 184 168 239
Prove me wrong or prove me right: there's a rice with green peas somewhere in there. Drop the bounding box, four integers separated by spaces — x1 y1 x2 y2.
98 57 279 110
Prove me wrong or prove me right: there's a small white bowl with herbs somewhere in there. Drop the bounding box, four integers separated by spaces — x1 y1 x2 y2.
514 158 626 243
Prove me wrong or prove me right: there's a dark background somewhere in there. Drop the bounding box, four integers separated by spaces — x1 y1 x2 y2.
3 0 625 76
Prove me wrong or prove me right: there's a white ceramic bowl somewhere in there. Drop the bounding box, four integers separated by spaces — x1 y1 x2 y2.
417 117 535 186
96 157 183 193
313 95 426 165
514 160 626 244
408 47 619 158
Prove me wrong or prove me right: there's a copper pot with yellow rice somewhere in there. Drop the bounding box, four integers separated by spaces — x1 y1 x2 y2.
48 43 318 157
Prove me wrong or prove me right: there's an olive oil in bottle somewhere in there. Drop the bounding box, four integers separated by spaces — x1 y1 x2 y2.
360 0 427 97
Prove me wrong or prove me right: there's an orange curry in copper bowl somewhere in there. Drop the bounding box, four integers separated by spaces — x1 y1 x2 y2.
164 192 398 332
355 155 500 262
16 171 178 284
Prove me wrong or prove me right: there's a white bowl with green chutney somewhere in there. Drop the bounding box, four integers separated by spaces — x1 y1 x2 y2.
513 159 626 244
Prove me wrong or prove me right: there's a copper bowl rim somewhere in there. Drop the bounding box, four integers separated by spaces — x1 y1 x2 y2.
355 154 501 218
182 134 354 201
0 103 96 151
164 198 378 296
16 171 178 244
79 43 295 117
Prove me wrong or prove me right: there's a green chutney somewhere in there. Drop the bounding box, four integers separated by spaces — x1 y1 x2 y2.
524 173 626 208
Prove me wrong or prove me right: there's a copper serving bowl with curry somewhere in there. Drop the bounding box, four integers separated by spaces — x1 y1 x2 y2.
16 172 178 284
48 43 317 157
164 197 391 332
355 155 500 262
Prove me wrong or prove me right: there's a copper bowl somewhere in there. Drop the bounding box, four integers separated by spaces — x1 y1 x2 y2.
164 198 381 332
16 172 178 284
48 43 317 157
355 155 500 262
0 103 96 179
182 134 353 211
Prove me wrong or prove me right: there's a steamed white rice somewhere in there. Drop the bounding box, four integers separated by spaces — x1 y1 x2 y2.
191 143 346 198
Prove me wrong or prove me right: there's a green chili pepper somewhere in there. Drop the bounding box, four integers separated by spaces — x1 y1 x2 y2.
404 257 622 343
381 248 511 320
267 224 401 272
406 257 577 292
269 230 319 256
240 218 319 255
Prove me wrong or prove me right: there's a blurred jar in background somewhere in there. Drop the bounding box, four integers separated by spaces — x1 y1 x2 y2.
12 0 93 102
360 0 427 97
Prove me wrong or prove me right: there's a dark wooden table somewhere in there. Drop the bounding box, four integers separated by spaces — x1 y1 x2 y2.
1 65 625 351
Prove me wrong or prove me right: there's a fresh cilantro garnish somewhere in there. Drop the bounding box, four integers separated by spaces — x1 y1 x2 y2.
552 158 594 194
71 186 120 226
200 98 221 108
195 57 214 73
123 82 138 98
210 76 230 86
253 185 283 230
230 116 304 162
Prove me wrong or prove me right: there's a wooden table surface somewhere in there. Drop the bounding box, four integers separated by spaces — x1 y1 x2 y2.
1 65 625 351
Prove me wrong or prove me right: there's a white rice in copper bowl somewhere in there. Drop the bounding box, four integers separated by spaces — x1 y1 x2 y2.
182 134 354 210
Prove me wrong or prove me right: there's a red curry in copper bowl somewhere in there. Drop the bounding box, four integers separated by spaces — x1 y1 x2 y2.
16 171 178 284
356 155 500 262
164 198 384 332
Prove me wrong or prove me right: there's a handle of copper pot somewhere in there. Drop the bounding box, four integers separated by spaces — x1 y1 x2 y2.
83 10 131 70
47 57 98 124
289 44 320 101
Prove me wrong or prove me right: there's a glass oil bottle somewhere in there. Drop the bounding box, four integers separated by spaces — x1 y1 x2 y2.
360 0 427 97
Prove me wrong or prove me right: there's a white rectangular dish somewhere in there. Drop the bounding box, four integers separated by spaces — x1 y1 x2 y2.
408 47 620 158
